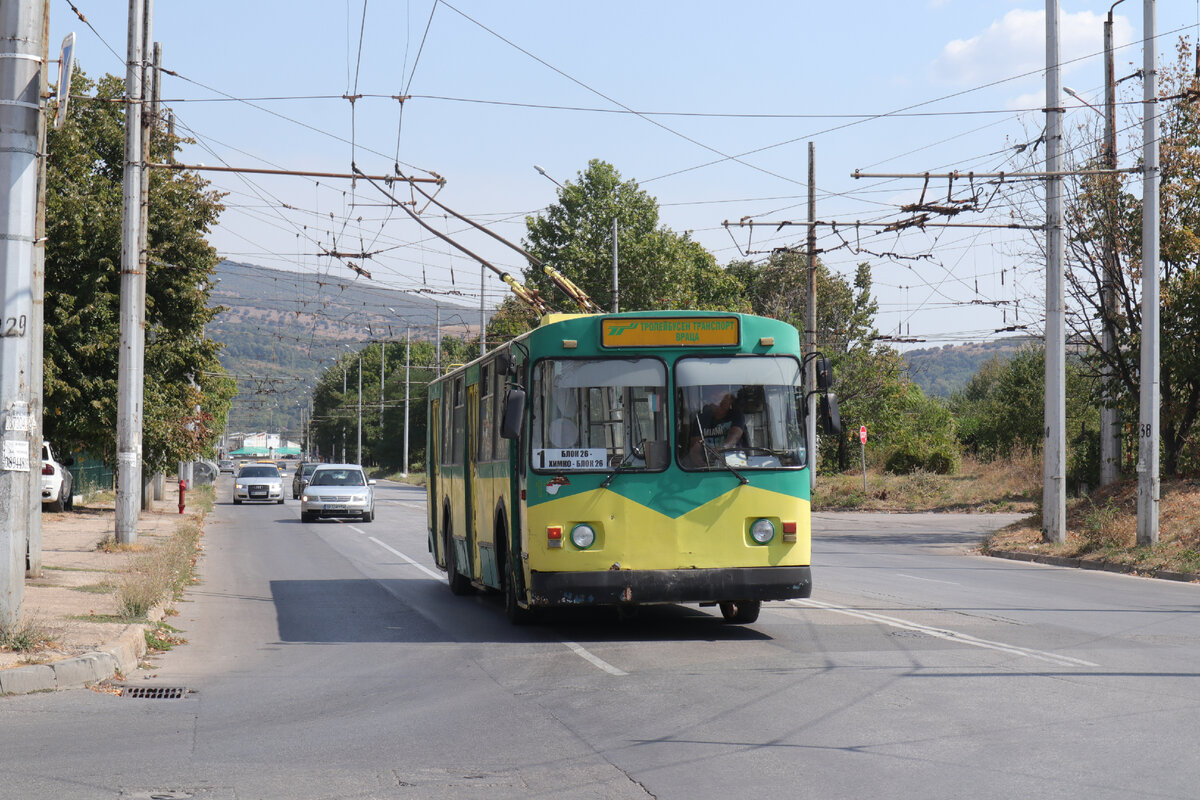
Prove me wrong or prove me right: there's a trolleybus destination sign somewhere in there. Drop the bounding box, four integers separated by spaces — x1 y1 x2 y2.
601 316 740 348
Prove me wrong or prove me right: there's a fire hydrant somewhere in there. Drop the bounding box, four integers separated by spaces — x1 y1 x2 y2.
178 478 187 514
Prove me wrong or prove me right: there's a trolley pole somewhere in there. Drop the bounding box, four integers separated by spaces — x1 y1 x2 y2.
0 0 46 624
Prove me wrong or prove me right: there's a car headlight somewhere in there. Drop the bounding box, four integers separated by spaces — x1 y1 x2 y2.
570 524 596 549
750 518 775 544
235 483 244 490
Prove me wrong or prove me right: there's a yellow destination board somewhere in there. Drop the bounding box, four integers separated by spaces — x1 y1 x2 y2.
601 316 740 348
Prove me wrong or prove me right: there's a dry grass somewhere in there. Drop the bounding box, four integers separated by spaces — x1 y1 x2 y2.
984 478 1200 575
115 517 204 621
815 449 1040 513
0 614 62 657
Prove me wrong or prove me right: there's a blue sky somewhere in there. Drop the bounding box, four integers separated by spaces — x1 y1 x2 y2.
51 1 1200 346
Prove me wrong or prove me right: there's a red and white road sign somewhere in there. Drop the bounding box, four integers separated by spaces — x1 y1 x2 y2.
859 425 867 444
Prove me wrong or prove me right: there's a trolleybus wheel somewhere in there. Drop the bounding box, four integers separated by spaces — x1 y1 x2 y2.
444 522 472 596
503 547 536 625
719 600 761 624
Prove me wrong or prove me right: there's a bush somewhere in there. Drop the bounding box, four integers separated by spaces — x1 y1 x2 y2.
885 446 959 475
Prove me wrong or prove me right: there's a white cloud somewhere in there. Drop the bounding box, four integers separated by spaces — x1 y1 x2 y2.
930 8 1129 91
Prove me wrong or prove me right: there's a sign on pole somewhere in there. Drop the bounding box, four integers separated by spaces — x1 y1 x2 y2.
859 425 868 490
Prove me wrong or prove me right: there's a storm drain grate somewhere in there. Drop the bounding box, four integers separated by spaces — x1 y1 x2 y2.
122 686 189 700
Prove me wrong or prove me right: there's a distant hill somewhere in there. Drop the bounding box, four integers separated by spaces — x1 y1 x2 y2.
902 337 1037 398
207 261 481 435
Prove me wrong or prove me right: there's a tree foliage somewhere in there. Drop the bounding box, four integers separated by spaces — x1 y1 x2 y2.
521 160 745 314
1005 38 1200 477
44 70 234 471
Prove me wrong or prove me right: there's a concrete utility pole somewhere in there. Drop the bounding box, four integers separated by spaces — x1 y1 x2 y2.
26 0 49 579
1043 0 1067 544
806 142 818 490
0 0 45 624
1099 0 1125 487
403 325 410 477
356 351 362 465
1137 0 1160 545
115 0 146 543
612 217 619 313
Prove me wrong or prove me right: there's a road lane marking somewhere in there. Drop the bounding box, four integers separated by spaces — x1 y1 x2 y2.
360 534 627 676
790 598 1098 668
363 534 444 580
895 573 961 586
561 641 628 676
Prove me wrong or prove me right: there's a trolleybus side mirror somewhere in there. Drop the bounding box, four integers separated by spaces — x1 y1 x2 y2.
501 389 525 439
816 357 833 392
820 392 841 435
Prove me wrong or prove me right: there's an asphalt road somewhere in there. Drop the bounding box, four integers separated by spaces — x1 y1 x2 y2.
2 479 1200 799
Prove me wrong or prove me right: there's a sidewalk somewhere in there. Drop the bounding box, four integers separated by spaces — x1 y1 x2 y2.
0 494 200 695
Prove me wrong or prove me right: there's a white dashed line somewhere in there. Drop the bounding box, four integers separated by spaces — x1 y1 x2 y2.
790 598 1098 668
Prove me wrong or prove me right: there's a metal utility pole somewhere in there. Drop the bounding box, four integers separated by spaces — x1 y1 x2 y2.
1043 0 1067 544
0 0 46 623
115 0 146 543
1099 1 1124 487
479 265 486 356
612 218 619 313
138 22 157 512
806 142 818 490
379 340 385 434
1137 0 1160 545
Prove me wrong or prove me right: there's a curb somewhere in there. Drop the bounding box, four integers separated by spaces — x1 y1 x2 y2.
0 622 148 696
987 549 1200 583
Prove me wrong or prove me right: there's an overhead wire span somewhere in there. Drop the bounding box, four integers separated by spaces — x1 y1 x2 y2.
352 166 553 315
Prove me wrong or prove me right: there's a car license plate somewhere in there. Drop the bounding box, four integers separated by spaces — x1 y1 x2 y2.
324 504 346 511
250 489 267 497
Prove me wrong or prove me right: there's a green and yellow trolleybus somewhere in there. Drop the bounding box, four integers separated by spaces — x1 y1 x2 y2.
426 310 838 624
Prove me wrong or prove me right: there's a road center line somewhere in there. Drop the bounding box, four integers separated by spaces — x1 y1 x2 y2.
789 598 1099 668
360 534 626 676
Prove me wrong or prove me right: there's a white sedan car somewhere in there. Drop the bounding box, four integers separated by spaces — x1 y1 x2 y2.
233 464 285 504
41 441 74 512
300 464 375 523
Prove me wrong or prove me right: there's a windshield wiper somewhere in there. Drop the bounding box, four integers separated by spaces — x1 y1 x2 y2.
600 440 645 489
694 415 750 485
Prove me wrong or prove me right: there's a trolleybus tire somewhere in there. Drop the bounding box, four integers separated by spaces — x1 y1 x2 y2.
719 600 761 624
445 524 472 596
504 558 536 625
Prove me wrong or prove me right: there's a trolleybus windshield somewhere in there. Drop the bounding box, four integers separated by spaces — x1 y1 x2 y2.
675 356 807 470
531 358 668 472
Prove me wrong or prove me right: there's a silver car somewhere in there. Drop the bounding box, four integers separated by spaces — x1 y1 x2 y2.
233 464 285 504
300 464 375 523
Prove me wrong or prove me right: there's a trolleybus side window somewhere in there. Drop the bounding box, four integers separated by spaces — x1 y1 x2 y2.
675 356 807 470
479 364 494 462
531 358 668 472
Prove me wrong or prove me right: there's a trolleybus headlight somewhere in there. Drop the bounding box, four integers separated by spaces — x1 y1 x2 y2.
570 523 596 549
750 518 775 544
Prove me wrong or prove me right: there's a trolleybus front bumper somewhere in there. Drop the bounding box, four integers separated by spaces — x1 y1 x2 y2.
528 565 812 607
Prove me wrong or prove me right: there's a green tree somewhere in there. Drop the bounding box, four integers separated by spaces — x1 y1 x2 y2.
522 159 743 316
1006 38 1200 476
44 70 233 472
951 347 1101 490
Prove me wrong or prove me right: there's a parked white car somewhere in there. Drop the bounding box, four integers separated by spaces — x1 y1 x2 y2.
300 464 375 523
41 441 74 512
